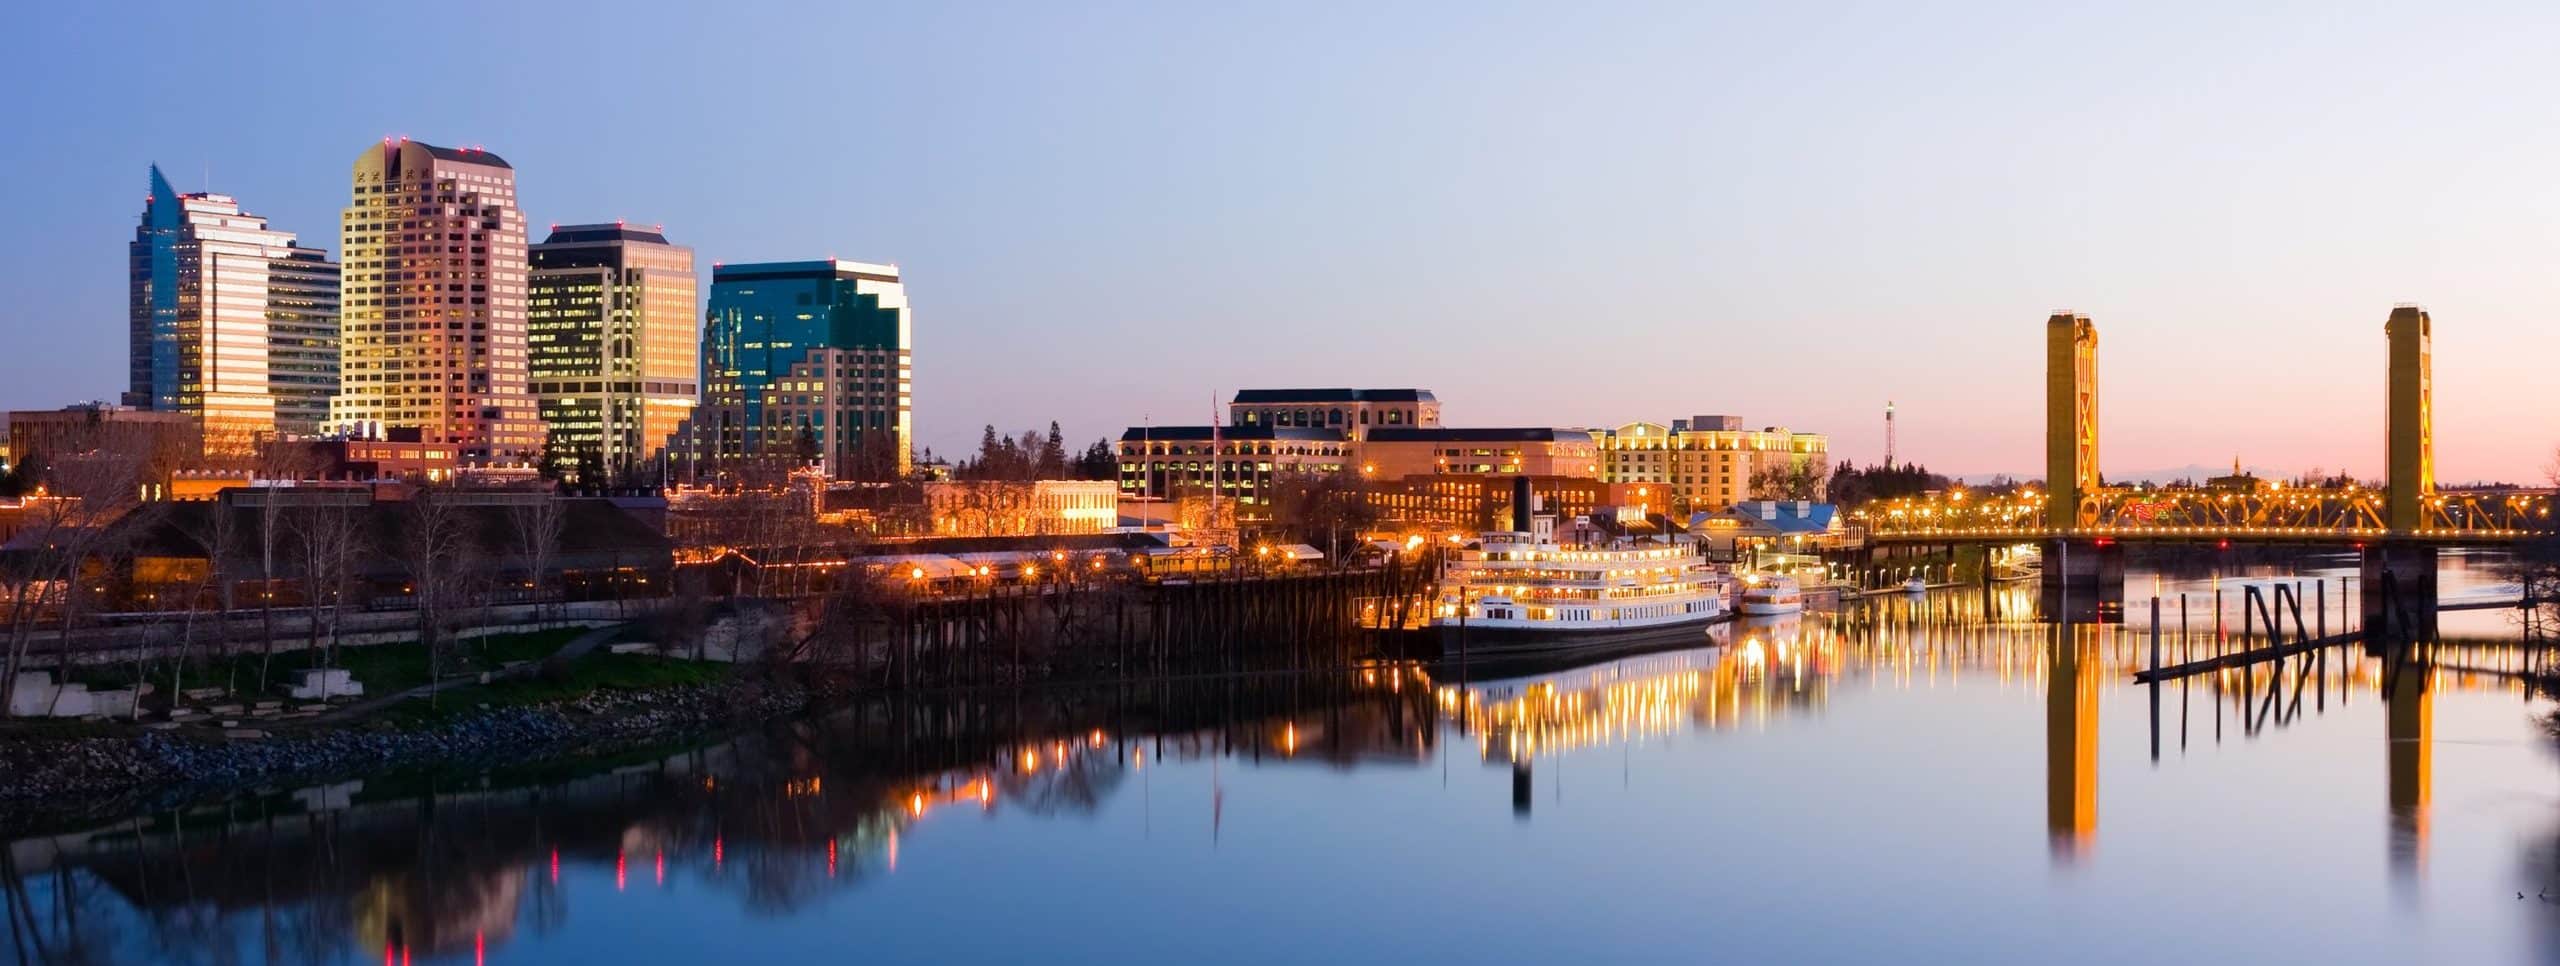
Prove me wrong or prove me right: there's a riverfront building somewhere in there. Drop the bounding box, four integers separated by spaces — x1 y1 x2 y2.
694 259 912 480
1229 388 1436 441
528 224 699 479
4 404 204 490
329 139 540 464
1597 416 1829 512
921 479 1120 537
1369 473 1610 531
128 166 338 448
1117 389 1599 522
1114 425 1349 518
1360 427 1601 479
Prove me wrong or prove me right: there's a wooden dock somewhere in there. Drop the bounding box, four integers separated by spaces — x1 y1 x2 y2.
2131 631 2361 684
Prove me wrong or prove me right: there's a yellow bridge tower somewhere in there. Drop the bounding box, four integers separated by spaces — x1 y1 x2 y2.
2384 305 2434 533
2045 314 2099 530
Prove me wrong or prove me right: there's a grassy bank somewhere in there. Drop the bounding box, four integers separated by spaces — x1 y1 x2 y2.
22 626 734 736
62 627 591 697
379 651 727 727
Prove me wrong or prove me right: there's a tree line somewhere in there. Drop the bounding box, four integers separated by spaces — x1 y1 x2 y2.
951 422 1115 482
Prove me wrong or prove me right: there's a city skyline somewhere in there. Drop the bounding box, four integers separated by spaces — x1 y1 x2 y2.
9 4 2560 482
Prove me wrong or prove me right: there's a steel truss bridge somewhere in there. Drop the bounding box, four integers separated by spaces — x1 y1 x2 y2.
1862 486 2554 545
1862 306 2560 548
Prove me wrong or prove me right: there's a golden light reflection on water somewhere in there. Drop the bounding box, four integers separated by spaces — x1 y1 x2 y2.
16 579 2534 964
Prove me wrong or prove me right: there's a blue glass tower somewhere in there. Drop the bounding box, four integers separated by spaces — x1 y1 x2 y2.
697 259 911 478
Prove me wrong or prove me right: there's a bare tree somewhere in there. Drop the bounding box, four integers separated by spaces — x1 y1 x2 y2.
289 493 367 694
0 451 152 714
245 442 325 693
176 493 248 694
507 492 565 628
1271 468 1379 570
400 490 473 709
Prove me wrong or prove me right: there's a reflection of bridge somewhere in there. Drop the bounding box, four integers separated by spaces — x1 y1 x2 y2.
1858 307 2556 620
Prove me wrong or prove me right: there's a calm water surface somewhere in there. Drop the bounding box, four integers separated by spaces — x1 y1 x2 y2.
11 553 2560 964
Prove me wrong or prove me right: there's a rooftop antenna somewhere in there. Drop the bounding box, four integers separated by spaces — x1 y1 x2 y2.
1884 400 1896 469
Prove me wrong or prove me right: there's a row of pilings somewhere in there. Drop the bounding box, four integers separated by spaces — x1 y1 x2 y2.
789 552 1447 692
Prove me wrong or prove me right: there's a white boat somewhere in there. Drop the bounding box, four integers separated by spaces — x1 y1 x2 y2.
1902 577 1928 595
1434 529 1730 660
1738 575 1805 615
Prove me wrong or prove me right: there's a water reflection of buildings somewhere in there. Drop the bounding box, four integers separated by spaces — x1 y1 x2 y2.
1 672 1440 964
5 589 2540 962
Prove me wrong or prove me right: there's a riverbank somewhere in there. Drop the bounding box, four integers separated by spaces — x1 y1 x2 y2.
0 673 812 835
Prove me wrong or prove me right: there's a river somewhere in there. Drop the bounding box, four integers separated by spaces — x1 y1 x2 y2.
7 551 2559 964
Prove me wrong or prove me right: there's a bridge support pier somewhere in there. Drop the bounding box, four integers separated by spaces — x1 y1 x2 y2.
2040 538 2124 623
2359 542 2438 639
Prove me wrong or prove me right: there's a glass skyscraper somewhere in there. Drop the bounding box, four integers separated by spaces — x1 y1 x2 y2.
528 223 698 481
695 259 911 480
265 246 341 436
128 165 334 449
330 139 538 463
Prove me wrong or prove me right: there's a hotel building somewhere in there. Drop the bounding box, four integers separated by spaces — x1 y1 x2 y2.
128 166 336 448
329 139 539 464
1597 415 1830 512
528 224 698 479
695 259 911 479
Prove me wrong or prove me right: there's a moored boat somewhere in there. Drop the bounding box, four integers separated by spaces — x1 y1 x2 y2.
1738 574 1805 615
1432 532 1730 661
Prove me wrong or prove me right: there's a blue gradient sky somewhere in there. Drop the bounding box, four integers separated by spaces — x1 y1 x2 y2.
6 2 2558 482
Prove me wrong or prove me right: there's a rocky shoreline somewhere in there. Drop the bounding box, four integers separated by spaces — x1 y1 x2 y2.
0 678 814 836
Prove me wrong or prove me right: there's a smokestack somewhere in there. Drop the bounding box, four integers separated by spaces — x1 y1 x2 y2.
1511 475 1533 533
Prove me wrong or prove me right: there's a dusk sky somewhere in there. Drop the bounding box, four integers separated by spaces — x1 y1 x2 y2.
7 2 2559 482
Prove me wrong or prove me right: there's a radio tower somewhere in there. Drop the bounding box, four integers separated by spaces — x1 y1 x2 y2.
1883 400 1896 469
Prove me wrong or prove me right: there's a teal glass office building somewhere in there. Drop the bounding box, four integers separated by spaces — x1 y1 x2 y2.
698 259 911 478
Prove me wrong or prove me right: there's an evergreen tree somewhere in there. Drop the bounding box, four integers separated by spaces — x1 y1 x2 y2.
0 450 40 498
1075 439 1117 480
1039 421 1069 478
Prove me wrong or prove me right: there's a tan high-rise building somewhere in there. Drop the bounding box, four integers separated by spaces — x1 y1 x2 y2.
528 224 698 481
330 139 539 463
128 165 321 452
